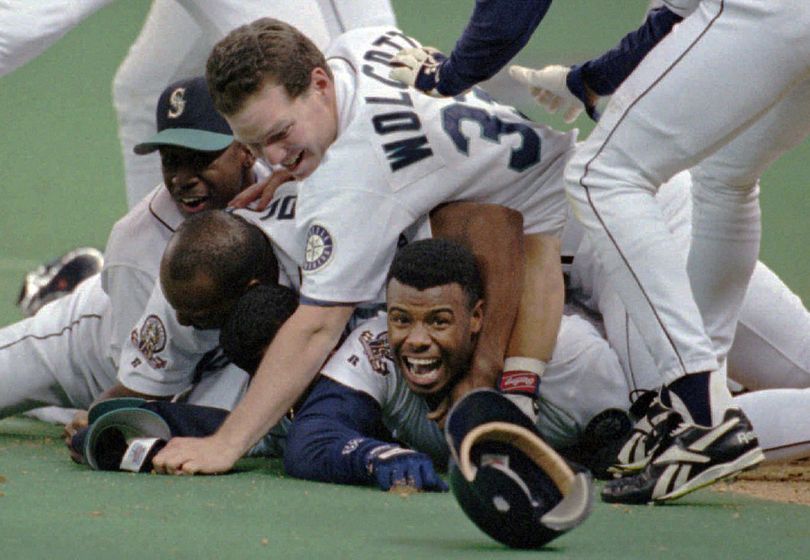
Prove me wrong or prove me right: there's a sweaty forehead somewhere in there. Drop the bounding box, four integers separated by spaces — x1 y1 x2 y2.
386 280 466 312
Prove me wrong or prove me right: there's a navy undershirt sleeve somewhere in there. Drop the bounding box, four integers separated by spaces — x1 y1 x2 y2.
438 0 552 96
284 377 394 485
567 7 683 97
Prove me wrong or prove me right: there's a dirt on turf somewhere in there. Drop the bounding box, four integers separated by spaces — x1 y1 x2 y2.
714 458 810 506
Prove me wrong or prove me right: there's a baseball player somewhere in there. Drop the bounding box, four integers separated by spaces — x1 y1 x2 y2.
144 200 526 473
394 0 810 501
558 0 810 503
145 182 810 486
115 191 302 406
0 0 397 207
221 231 810 501
562 172 810 485
0 75 261 424
124 195 525 427
287 224 810 497
147 20 585 474
280 238 557 492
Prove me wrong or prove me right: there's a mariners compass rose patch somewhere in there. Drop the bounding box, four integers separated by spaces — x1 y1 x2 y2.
304 224 334 271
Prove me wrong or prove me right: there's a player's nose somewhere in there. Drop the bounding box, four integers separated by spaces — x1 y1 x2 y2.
172 166 196 183
404 323 432 349
263 144 287 166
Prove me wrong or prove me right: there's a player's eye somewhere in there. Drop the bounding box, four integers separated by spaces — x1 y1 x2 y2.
193 151 221 170
267 124 292 145
389 313 411 327
161 154 179 168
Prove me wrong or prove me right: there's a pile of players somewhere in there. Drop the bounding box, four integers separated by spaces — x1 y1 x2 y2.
3 0 810 549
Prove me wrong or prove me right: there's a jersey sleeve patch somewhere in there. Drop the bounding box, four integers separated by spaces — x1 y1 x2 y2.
130 314 167 370
303 223 335 272
359 329 393 376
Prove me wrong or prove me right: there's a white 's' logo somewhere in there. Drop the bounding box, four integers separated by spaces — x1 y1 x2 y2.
167 87 186 118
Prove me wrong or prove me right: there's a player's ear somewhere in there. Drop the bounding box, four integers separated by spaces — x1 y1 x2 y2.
236 142 255 167
310 67 331 94
470 299 484 335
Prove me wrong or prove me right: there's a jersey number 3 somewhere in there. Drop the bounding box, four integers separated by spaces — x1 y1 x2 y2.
441 104 541 172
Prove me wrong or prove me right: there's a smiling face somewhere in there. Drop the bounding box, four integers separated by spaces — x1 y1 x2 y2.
386 279 483 395
226 69 338 180
159 142 253 217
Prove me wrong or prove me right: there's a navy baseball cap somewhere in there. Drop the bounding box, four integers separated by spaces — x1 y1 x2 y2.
133 76 234 155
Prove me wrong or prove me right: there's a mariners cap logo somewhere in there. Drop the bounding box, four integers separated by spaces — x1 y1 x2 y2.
304 224 334 271
167 87 187 119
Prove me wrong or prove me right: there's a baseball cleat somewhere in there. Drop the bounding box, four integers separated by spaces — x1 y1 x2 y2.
609 391 682 475
601 407 765 504
16 247 104 316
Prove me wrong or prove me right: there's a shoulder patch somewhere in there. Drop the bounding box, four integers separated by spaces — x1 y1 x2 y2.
130 314 167 370
303 224 335 272
359 330 392 375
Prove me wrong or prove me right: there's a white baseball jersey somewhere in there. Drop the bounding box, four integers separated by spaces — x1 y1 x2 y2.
0 274 115 417
318 308 637 453
564 0 810 385
103 184 183 367
117 182 303 398
295 27 577 305
319 314 447 464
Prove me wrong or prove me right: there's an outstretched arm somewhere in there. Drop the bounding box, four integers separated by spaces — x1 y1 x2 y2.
152 303 354 474
567 6 683 99
437 0 552 96
285 377 446 491
391 0 552 96
510 6 683 122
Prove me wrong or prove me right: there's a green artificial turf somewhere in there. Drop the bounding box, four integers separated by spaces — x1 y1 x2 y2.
2 2 810 558
2 416 809 559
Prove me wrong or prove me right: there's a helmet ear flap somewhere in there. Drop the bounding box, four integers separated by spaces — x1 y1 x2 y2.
446 389 594 549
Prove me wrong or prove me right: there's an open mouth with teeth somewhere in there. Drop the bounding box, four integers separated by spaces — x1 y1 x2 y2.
401 356 445 391
177 194 210 214
283 150 305 173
